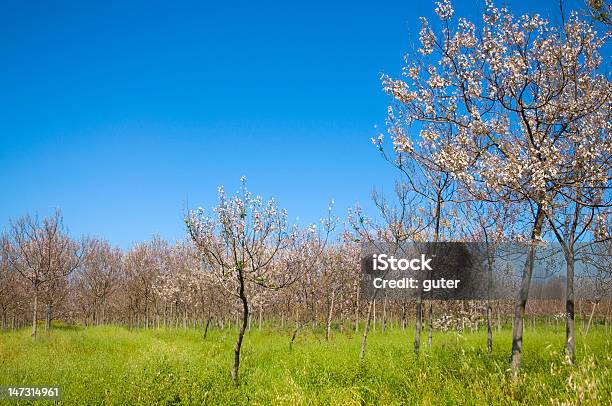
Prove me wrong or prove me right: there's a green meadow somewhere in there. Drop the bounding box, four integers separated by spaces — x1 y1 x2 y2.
0 324 610 405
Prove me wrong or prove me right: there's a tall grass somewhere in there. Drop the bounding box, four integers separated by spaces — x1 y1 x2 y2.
0 324 609 405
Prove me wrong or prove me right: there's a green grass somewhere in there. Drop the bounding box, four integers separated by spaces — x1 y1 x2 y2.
0 324 610 405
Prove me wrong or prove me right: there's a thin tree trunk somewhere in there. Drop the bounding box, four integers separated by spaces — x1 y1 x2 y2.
354 285 360 334
565 254 575 364
359 299 375 360
289 322 300 350
584 300 598 338
231 270 249 386
402 299 407 330
424 194 442 352
203 316 212 339
326 290 335 341
487 303 493 354
382 295 387 333
31 286 39 339
510 207 544 376
45 302 51 331
427 302 433 347
414 297 422 356
372 299 376 332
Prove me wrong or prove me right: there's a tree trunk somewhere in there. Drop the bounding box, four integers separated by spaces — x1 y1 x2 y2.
231 269 249 386
145 298 149 329
565 254 575 364
354 286 360 334
382 295 387 333
203 316 212 339
45 302 52 331
289 322 300 350
326 290 335 341
401 299 407 330
510 207 544 376
487 303 493 354
414 296 423 356
31 286 39 339
359 299 374 360
414 298 422 356
585 300 598 338
427 302 433 347
372 299 376 332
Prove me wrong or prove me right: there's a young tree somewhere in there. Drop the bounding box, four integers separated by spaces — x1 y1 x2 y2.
373 119 458 355
458 199 517 353
349 183 424 359
186 178 328 385
546 194 610 363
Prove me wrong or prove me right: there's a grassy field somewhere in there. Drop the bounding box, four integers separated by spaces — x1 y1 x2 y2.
0 324 610 405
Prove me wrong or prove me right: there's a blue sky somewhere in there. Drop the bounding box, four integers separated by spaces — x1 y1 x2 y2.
0 0 587 248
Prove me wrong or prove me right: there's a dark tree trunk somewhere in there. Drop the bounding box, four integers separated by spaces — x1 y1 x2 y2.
203 316 212 339
427 302 433 347
487 303 493 354
565 254 575 364
354 287 360 334
510 207 544 376
289 323 300 350
414 298 422 356
401 299 407 330
231 269 249 386
382 295 387 333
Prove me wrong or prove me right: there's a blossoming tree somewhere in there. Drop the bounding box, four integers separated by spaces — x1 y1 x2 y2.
377 0 611 374
186 178 330 385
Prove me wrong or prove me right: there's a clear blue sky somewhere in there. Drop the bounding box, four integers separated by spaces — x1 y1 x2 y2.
0 0 585 248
